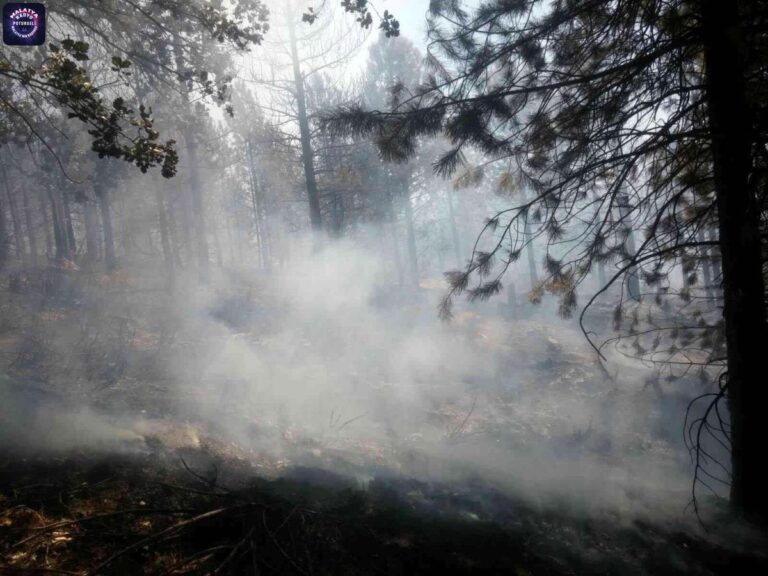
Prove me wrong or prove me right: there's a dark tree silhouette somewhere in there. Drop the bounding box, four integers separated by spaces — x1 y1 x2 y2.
324 0 768 522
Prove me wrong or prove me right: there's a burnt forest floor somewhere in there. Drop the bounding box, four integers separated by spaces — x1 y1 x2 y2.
1 446 767 576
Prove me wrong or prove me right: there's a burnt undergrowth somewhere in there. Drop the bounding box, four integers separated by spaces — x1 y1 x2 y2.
1 447 765 576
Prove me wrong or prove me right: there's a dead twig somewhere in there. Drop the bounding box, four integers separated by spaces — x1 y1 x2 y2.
13 509 194 548
447 395 478 442
212 527 255 575
87 506 239 575
261 509 309 576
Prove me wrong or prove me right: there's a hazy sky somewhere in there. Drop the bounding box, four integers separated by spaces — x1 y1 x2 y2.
378 0 430 46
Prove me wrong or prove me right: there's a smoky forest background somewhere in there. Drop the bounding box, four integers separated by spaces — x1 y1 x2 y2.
0 1 767 574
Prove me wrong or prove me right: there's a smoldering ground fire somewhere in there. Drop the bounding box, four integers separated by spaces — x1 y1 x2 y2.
1 0 766 574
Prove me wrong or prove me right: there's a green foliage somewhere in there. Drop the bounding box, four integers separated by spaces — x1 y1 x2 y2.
324 0 762 329
45 42 178 177
0 0 270 177
340 0 400 37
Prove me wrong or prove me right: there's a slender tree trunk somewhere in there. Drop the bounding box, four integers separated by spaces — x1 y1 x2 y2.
403 191 419 287
48 188 68 261
616 193 641 300
186 137 209 275
595 260 607 290
246 140 266 269
330 191 344 237
154 179 175 288
287 3 322 231
173 51 209 276
39 191 53 260
97 185 117 271
175 179 193 268
386 191 404 285
437 224 446 272
20 185 37 266
446 189 462 268
62 193 77 258
211 208 224 268
225 211 235 267
83 198 100 264
1 161 26 261
701 0 768 522
164 186 183 270
697 229 715 305
0 186 7 266
520 188 539 290
706 226 721 290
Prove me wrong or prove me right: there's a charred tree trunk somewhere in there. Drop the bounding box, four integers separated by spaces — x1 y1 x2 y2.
1 160 26 261
386 190 404 286
330 191 344 237
246 139 269 270
185 136 209 276
520 188 539 290
20 185 37 266
701 0 768 522
39 190 53 260
83 196 100 264
211 208 224 269
62 193 77 258
154 179 175 286
403 191 419 288
446 188 462 268
617 194 641 301
287 4 322 231
96 184 117 271
0 186 7 267
48 187 70 261
175 177 194 269
173 52 209 276
698 229 715 305
595 260 607 290
164 186 183 270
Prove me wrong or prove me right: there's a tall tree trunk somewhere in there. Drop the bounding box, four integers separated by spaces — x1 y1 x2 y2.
246 140 267 269
97 184 117 271
164 186 183 270
173 51 209 275
83 198 100 264
697 229 715 305
39 190 53 260
175 179 193 268
403 191 419 287
287 3 322 231
330 190 344 237
446 189 462 268
48 188 69 261
0 186 7 266
210 208 224 269
706 226 721 294
701 0 768 522
154 179 175 286
20 185 37 266
62 193 77 258
520 187 539 290
617 194 641 300
1 160 26 261
595 260 607 290
185 136 209 275
386 191 404 285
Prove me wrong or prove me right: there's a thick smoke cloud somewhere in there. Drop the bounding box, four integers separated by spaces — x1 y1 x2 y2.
0 236 708 521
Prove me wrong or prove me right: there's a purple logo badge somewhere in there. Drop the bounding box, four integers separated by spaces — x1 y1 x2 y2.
3 3 46 46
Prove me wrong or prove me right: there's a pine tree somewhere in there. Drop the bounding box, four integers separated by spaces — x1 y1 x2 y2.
325 0 768 522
